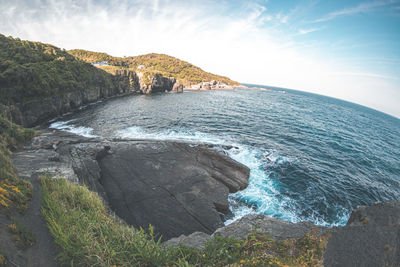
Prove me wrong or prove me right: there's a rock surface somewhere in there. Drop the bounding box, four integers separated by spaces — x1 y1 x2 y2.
184 80 235 90
137 72 181 94
1 73 139 128
213 214 328 241
77 141 249 240
323 201 400 267
0 69 181 127
165 232 211 250
165 214 329 249
13 130 250 240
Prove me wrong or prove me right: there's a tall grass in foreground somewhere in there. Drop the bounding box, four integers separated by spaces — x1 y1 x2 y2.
41 177 328 267
0 115 35 211
41 177 182 266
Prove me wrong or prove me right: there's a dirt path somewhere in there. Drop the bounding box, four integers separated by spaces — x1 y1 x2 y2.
0 146 61 266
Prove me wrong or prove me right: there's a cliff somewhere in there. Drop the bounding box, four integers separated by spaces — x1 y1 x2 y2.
0 34 183 127
68 50 239 87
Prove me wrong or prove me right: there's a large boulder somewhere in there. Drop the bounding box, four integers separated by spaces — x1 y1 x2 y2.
59 138 250 240
13 131 250 240
324 201 400 267
137 72 179 94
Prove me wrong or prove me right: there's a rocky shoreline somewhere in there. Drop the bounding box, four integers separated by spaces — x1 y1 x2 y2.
13 130 250 240
10 129 400 266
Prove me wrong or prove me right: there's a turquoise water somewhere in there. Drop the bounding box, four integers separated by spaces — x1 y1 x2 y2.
50 85 400 226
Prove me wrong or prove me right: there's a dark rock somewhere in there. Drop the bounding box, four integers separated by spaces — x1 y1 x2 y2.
92 141 249 240
35 132 251 240
213 214 326 241
138 72 179 94
323 201 400 267
14 130 249 242
48 155 60 162
0 104 24 125
3 69 141 127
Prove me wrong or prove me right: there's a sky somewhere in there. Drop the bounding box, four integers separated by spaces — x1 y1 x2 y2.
0 0 399 118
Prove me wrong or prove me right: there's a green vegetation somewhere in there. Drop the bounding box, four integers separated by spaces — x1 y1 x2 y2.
128 53 239 86
8 217 36 248
41 176 180 266
0 34 120 105
68 49 127 67
0 33 239 106
0 252 6 265
0 114 34 211
68 49 239 86
42 176 329 266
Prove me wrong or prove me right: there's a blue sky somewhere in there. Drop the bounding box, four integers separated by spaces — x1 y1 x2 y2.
0 0 399 117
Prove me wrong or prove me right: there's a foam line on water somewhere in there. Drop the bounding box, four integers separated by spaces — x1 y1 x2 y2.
116 126 226 144
49 120 98 138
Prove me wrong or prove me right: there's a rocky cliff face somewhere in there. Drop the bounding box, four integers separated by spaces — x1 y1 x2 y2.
185 80 235 90
0 69 183 127
137 72 183 94
112 69 141 93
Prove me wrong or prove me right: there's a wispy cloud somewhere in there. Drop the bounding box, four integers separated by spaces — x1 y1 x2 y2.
315 0 397 22
298 27 322 35
275 13 289 23
329 71 399 80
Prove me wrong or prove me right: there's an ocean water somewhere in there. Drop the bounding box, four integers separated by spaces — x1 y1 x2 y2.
49 85 400 226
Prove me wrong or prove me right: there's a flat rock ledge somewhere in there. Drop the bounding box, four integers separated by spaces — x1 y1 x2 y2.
13 130 250 240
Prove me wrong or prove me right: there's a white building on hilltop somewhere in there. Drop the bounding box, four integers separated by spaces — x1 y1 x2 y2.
137 65 146 70
91 61 108 66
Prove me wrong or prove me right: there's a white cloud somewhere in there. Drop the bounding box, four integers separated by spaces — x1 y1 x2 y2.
315 0 396 22
298 27 322 35
0 0 399 117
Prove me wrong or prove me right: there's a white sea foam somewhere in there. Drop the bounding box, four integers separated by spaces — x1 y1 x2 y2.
265 150 294 165
49 120 98 138
116 126 226 144
226 146 300 224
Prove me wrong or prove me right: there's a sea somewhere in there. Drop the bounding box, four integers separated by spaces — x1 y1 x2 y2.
49 85 400 227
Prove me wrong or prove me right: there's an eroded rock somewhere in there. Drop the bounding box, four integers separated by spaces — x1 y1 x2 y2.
14 130 250 240
324 201 400 267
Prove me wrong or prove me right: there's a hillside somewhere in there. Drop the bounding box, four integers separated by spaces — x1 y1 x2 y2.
67 49 127 67
68 50 239 86
0 34 121 105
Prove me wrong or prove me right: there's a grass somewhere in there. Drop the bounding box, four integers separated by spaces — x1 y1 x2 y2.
41 176 180 266
41 176 330 267
0 115 35 212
